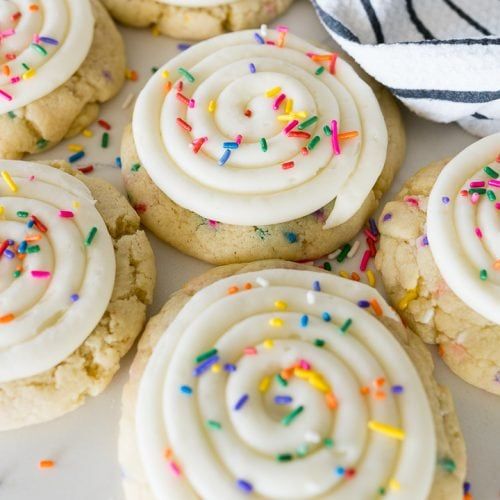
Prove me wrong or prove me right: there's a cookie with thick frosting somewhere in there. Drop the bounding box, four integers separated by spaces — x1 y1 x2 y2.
0 0 125 159
119 260 465 500
376 133 500 394
101 0 293 40
122 29 405 264
0 161 156 429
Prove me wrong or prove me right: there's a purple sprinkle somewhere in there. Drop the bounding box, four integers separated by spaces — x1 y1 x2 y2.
4 249 15 259
177 43 191 51
383 213 392 222
312 280 321 291
193 355 220 377
442 196 450 204
357 300 370 308
494 371 500 383
463 482 471 494
254 32 265 44
369 217 379 236
7 239 14 246
102 69 113 81
70 294 80 302
237 479 253 493
39 36 59 45
224 363 237 373
249 63 256 73
421 235 429 246
274 395 293 405
391 385 404 394
234 394 249 411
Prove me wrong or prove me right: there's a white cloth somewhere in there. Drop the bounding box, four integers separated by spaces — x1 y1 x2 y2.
311 0 500 136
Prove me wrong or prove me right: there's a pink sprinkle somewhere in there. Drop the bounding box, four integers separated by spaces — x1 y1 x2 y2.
244 346 257 355
495 202 500 210
0 29 15 38
32 33 40 43
31 270 51 279
59 210 74 218
331 120 340 155
188 99 195 109
0 89 12 101
404 196 419 207
10 76 20 84
169 461 181 477
359 250 371 272
475 227 483 239
470 180 485 188
273 93 286 111
283 119 299 135
489 179 500 188
470 192 480 204
276 25 289 33
235 134 243 145
299 359 311 370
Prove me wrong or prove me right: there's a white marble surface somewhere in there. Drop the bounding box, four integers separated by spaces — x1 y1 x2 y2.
0 1 499 498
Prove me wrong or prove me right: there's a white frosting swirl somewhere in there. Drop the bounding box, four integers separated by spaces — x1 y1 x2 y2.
0 0 94 113
428 133 500 324
136 269 435 499
0 162 115 383
133 30 388 228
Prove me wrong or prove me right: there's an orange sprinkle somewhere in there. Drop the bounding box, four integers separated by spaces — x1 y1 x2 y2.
38 460 55 469
338 131 359 140
17 253 26 261
0 313 14 323
493 259 500 271
438 345 445 357
25 234 42 242
281 367 294 380
125 69 139 81
463 493 473 500
243 282 253 290
370 298 383 316
373 390 386 400
360 386 370 395
325 392 337 409
2 65 10 76
311 54 334 62
350 272 360 282
227 286 239 295
164 81 172 93
29 3 39 11
373 377 385 388
164 448 173 460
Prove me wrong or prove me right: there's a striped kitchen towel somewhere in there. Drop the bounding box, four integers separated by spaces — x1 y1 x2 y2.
311 0 500 136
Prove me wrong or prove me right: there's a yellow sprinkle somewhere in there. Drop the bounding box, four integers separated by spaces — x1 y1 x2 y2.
263 339 274 349
285 98 293 114
274 300 287 311
68 144 83 152
22 68 36 80
161 70 170 79
0 205 4 216
277 111 308 122
339 270 349 279
259 376 270 392
208 100 216 113
72 200 80 209
151 25 160 37
265 86 281 98
1 171 18 192
277 114 295 122
366 270 376 287
292 111 307 118
82 129 93 138
398 289 417 310
368 420 405 440
389 479 400 491
211 364 221 373
269 317 284 328
308 374 330 392
293 368 311 380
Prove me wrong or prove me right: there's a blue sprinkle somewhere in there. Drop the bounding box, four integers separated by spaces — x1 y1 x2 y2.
115 157 122 168
26 219 35 228
300 314 309 327
442 196 450 204
322 312 331 322
312 280 321 291
222 141 239 150
357 300 370 308
391 385 404 394
237 479 253 493
177 43 191 51
254 32 265 44
180 385 193 395
284 232 298 243
234 394 249 410
39 36 59 45
68 151 85 163
218 149 231 166
249 63 256 73
193 355 220 377
224 363 237 373
18 241 27 254
335 466 345 476
274 395 293 405
70 294 80 302
369 217 379 236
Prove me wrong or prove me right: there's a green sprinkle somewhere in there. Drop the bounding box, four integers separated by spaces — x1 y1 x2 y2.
13 270 21 278
314 339 325 347
378 487 386 496
8 111 16 119
31 43 47 56
340 318 352 333
484 165 499 179
276 453 293 462
438 457 456 473
336 243 351 263
276 374 288 387
178 67 195 83
101 132 109 148
315 66 325 76
298 116 318 130
151 66 158 73
36 138 48 149
206 420 222 430
323 125 332 136
296 444 308 457
16 211 29 218
323 261 332 271
84 226 98 246
307 135 321 151
27 245 40 254
195 348 217 363
487 189 496 201
22 62 30 71
281 405 304 426
480 269 488 280
323 437 334 448
469 188 486 195
259 138 268 152
131 163 141 172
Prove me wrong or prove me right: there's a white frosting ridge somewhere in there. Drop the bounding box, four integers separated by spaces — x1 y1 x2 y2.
0 0 94 113
427 133 500 324
0 162 115 383
136 269 435 500
133 30 388 228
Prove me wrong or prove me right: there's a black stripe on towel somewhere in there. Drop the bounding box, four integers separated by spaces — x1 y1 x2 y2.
442 0 491 36
391 88 500 103
472 112 491 120
311 0 361 42
405 0 434 40
398 37 500 46
359 0 384 43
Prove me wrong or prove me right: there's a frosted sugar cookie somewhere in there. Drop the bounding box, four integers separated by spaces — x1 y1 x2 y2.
119 260 465 500
376 133 500 394
101 0 293 40
0 161 155 429
122 29 405 264
0 0 125 159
